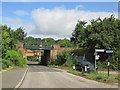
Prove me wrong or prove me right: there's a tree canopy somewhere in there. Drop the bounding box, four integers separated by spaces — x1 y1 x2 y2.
24 37 73 48
56 38 73 47
14 27 27 42
1 25 26 68
71 16 120 70
71 16 120 49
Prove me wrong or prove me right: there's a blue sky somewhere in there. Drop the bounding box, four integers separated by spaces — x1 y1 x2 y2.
2 2 118 39
2 2 118 14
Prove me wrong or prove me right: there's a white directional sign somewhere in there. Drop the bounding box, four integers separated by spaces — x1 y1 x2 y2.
95 49 105 52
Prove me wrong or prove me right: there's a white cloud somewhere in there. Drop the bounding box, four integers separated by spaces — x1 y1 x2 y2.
2 17 36 34
31 7 117 38
13 10 29 16
2 6 118 39
27 34 68 40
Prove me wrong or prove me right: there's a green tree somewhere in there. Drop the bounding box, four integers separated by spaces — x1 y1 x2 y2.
5 50 26 67
1 25 27 68
71 16 120 70
42 38 55 46
2 25 16 57
24 36 37 45
56 51 71 65
56 38 73 47
14 27 27 42
71 21 87 48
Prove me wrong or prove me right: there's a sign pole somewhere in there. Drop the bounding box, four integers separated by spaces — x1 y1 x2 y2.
94 49 97 72
106 49 113 77
94 49 105 72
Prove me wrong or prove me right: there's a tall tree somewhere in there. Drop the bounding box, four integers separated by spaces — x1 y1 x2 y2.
71 16 120 70
14 27 27 42
42 38 55 46
56 38 73 47
1 25 16 57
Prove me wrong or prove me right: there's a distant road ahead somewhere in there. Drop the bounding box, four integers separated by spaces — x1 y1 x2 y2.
20 64 118 88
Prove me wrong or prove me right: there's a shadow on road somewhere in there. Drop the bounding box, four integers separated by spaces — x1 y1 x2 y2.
26 61 62 72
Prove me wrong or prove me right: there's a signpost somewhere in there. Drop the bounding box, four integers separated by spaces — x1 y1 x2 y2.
106 50 113 76
94 49 113 76
106 50 113 54
39 45 42 62
94 49 105 71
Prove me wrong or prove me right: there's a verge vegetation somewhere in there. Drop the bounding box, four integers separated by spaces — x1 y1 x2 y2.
50 16 120 71
1 25 27 71
49 16 119 84
49 65 118 84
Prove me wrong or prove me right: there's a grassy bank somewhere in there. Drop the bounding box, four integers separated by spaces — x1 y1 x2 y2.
0 66 15 74
49 65 118 84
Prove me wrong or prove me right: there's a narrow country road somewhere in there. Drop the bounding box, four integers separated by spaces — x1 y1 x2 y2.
20 63 118 88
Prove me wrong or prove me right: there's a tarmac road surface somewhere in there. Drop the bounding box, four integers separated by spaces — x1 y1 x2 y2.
20 64 118 88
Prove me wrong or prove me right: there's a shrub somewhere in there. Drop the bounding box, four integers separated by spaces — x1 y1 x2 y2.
50 59 57 65
27 56 38 62
56 51 71 65
1 59 13 69
52 50 79 67
64 58 73 67
5 50 26 67
0 59 2 70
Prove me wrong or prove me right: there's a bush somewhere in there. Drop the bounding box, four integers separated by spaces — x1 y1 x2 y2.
97 61 107 70
56 51 71 66
27 56 39 62
0 59 13 69
50 59 57 65
64 58 73 67
51 50 80 67
5 50 26 67
0 59 1 70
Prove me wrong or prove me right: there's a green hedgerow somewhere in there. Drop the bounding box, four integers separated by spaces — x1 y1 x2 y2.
5 50 26 67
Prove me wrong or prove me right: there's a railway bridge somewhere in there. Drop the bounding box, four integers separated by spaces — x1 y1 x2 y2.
24 45 52 66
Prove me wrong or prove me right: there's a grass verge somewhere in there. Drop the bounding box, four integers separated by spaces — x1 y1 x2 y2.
0 64 28 74
49 65 118 84
0 66 15 74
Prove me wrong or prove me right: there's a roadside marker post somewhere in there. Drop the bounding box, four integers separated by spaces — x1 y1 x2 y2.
108 60 110 76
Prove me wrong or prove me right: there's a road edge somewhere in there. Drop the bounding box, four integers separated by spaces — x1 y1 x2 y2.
50 67 118 87
15 67 28 89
